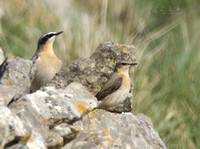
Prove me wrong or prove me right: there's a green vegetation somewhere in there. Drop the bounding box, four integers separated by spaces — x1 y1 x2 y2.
0 0 199 148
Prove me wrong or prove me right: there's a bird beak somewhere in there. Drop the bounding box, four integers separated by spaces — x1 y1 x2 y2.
55 31 63 36
130 62 137 66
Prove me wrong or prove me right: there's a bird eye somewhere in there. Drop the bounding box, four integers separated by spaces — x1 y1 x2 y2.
46 34 54 38
49 34 54 38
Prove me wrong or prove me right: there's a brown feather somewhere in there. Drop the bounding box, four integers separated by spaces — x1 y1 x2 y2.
95 73 122 101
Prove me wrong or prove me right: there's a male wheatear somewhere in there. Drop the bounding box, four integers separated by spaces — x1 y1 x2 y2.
96 60 137 109
30 31 63 92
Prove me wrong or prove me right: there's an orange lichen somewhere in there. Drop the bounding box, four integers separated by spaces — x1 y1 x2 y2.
98 143 105 147
14 129 17 136
58 141 63 146
134 53 136 57
7 85 11 88
89 105 93 111
82 75 86 78
20 135 30 145
9 55 15 58
88 134 92 137
106 139 113 146
119 44 123 47
83 129 87 133
73 126 79 131
57 119 63 124
6 80 11 83
97 63 100 67
77 102 87 115
150 140 153 145
101 133 106 136
89 112 94 118
53 136 58 140
131 104 133 110
110 59 114 64
104 128 111 136
88 120 90 124
122 48 128 53
45 117 48 121
28 138 33 143
156 144 159 148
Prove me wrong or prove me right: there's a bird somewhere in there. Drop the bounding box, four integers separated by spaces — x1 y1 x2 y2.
30 31 63 92
95 60 137 109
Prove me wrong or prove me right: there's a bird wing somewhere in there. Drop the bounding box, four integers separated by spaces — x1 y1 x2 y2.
95 73 123 101
31 51 39 64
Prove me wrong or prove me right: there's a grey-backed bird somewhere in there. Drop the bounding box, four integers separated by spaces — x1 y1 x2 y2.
30 31 63 92
95 60 137 109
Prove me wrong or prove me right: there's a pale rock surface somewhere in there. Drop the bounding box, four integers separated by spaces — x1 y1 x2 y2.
63 109 166 149
0 57 36 98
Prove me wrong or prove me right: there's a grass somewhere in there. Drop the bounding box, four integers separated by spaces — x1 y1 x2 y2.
0 0 199 148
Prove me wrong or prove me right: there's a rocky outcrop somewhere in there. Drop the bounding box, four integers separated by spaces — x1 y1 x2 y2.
48 42 136 112
0 57 36 99
64 110 166 149
0 42 166 149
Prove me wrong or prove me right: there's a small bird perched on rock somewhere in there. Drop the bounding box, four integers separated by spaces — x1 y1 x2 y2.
95 60 137 110
30 31 63 92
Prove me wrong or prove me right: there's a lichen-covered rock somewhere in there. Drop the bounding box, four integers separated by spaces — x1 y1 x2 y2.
0 84 17 106
63 109 166 149
0 57 36 98
19 83 97 126
49 42 137 112
0 42 167 149
0 105 29 149
9 82 97 148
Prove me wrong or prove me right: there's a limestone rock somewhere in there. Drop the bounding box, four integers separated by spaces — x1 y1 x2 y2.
63 109 166 149
49 42 137 112
0 57 36 98
0 105 28 148
9 82 97 148
0 42 167 149
19 83 97 126
0 48 4 65
0 84 17 106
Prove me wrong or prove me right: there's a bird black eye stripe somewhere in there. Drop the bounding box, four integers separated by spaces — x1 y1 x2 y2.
121 63 129 65
46 34 54 38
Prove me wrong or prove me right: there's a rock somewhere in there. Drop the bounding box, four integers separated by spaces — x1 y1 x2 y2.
0 42 167 149
9 82 97 148
0 48 4 65
19 83 97 126
49 42 137 112
63 109 166 149
0 105 29 149
9 97 49 149
0 84 17 106
0 57 37 98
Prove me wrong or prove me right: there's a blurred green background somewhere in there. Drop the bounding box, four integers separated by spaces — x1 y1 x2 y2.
0 0 199 148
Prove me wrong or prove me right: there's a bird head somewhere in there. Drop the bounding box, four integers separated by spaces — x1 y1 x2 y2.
115 60 137 72
37 31 63 48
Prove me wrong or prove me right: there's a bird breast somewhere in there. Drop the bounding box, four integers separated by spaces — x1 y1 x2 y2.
35 51 61 83
98 74 131 108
